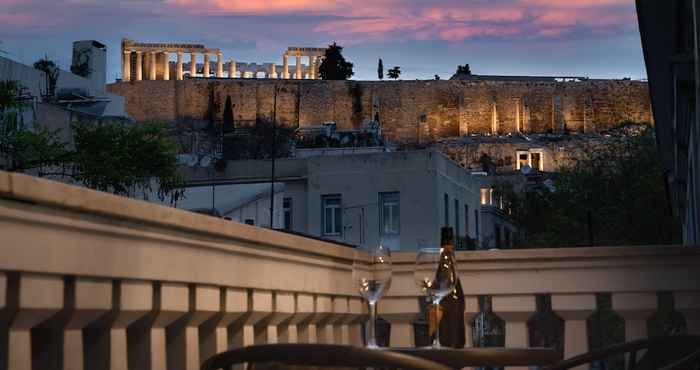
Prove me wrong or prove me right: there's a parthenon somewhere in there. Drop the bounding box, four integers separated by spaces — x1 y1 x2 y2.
120 39 327 82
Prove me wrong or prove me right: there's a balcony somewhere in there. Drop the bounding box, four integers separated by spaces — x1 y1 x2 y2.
0 170 699 370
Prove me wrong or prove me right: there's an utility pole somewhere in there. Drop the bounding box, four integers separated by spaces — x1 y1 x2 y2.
269 84 278 228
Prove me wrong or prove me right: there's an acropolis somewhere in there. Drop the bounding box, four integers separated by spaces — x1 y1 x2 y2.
121 39 326 81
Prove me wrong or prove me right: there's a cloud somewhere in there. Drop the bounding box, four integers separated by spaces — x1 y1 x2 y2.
0 0 637 43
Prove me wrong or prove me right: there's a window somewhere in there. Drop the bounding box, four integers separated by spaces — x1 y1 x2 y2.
380 192 400 235
480 188 493 205
454 199 460 237
444 193 449 226
244 219 254 226
518 152 529 169
515 149 545 171
283 197 293 230
322 195 342 236
530 150 544 171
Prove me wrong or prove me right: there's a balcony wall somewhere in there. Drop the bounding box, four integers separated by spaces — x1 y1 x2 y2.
1 170 699 370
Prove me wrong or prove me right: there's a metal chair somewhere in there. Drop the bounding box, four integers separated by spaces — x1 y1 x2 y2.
200 343 453 370
544 335 700 370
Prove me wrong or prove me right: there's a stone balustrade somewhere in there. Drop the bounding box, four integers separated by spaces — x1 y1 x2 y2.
1 170 700 370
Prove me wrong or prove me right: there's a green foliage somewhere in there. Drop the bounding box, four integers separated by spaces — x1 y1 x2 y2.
33 56 60 97
222 118 296 160
0 80 25 112
377 59 384 80
387 66 401 80
71 121 184 202
496 126 681 247
434 75 440 80
318 42 354 80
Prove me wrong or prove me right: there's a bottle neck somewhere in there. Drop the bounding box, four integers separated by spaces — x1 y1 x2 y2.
441 243 455 253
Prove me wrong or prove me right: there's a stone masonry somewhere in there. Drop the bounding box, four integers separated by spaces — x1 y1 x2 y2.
107 79 652 142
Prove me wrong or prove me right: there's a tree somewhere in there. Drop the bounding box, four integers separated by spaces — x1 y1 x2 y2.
377 59 384 80
434 75 441 80
496 125 681 247
456 64 472 75
71 121 185 202
223 95 234 130
1 81 185 203
318 42 354 80
387 66 401 80
33 56 60 97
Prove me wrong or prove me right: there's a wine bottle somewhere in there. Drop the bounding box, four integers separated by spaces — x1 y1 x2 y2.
428 227 466 348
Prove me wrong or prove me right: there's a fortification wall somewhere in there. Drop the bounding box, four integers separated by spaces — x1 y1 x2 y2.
107 79 652 142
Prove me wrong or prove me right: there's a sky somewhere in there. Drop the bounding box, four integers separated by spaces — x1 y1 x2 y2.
0 0 647 82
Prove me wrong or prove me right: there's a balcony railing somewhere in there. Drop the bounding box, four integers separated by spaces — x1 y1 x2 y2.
1 170 699 370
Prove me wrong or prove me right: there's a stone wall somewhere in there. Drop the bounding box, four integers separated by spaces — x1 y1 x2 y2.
107 79 653 142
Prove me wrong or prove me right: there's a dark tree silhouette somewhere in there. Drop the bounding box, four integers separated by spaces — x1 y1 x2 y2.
318 42 354 80
435 75 441 80
223 95 234 130
33 56 60 97
456 64 472 75
377 59 384 80
387 66 401 80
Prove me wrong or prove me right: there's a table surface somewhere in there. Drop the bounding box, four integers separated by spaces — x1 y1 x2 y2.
386 347 563 368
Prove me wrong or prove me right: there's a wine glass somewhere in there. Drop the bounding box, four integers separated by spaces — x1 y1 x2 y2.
352 243 392 348
414 247 457 348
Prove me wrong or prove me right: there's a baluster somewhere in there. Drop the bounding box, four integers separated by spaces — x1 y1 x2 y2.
465 296 480 347
493 295 536 370
166 285 219 370
675 292 700 335
553 293 596 370
230 290 272 346
347 297 366 346
86 279 152 370
62 277 112 370
278 293 309 343
315 296 334 344
332 297 350 344
256 292 294 344
613 293 656 341
199 287 247 361
294 294 317 343
6 273 63 370
127 282 188 370
379 297 420 347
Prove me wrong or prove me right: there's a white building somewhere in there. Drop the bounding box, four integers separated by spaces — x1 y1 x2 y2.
0 40 127 121
182 150 501 251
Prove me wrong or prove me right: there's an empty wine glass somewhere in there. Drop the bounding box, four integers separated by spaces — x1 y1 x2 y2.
352 243 392 348
414 247 457 348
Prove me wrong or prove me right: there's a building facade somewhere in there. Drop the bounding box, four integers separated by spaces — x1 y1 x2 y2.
637 0 699 245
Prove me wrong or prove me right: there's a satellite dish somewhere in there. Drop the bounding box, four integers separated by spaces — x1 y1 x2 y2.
520 164 532 174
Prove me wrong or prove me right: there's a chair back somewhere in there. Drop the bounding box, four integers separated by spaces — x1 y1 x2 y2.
200 343 453 370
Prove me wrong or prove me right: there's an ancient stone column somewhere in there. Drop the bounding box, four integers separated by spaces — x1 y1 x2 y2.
295 53 302 79
203 54 210 78
122 51 131 82
162 52 170 81
308 57 315 79
135 51 143 81
228 59 236 78
149 51 157 80
176 52 184 80
269 63 277 79
216 52 223 78
190 53 197 77
283 54 289 79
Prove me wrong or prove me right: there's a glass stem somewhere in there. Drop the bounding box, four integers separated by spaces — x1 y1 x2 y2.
432 301 441 348
366 301 378 348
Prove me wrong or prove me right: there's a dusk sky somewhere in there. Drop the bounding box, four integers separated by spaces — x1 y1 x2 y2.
1 0 647 82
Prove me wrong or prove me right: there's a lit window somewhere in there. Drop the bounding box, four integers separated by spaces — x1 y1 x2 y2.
530 151 544 171
283 197 292 230
322 195 342 236
380 192 400 235
480 188 489 205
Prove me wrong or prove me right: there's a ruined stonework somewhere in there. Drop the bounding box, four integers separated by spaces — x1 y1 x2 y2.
107 79 652 142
